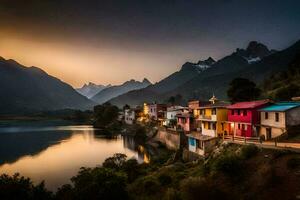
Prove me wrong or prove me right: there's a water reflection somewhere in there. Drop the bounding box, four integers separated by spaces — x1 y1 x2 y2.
0 124 149 191
123 136 151 163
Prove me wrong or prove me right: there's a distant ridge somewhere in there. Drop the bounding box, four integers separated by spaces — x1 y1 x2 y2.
76 82 111 99
109 40 300 107
91 78 152 104
0 57 95 114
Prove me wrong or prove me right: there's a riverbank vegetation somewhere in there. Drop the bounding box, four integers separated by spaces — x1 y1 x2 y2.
1 143 300 200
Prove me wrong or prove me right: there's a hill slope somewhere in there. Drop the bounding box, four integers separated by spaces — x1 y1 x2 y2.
108 57 215 106
0 57 95 114
110 40 300 107
91 78 152 104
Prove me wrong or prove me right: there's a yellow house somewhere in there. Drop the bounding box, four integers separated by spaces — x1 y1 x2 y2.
195 96 229 137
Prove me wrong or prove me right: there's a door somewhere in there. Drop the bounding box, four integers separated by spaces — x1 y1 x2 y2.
266 128 272 140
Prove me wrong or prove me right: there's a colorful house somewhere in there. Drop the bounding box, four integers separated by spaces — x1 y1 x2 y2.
124 107 142 125
259 102 300 140
176 112 195 132
187 96 225 156
145 103 167 121
187 132 218 157
226 100 270 137
195 96 229 137
163 106 188 127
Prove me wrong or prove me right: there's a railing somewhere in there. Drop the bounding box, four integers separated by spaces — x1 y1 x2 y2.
222 134 261 144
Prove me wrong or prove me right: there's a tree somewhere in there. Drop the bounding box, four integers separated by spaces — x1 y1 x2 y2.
102 153 127 169
0 173 52 200
274 84 300 101
68 167 128 200
93 103 119 128
167 94 183 105
227 78 261 103
123 104 130 111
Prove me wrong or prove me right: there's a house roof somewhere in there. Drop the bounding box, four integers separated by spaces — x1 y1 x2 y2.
227 99 270 109
259 102 300 112
176 112 193 118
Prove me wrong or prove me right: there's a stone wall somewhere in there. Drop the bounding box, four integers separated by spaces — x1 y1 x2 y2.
154 127 183 150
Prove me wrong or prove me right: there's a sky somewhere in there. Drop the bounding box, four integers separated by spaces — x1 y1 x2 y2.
0 0 300 88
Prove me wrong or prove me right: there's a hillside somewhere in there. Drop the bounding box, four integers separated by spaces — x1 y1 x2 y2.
110 40 300 107
91 78 152 104
0 57 95 114
108 57 216 106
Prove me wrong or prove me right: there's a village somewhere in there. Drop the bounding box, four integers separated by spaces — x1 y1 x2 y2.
123 96 300 157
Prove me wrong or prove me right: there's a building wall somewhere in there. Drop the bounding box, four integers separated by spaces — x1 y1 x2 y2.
155 129 181 150
177 117 191 132
216 108 228 134
228 109 252 123
234 123 252 137
259 126 285 139
286 106 300 126
260 111 286 128
124 110 135 125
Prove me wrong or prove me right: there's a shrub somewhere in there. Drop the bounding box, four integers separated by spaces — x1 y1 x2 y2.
70 167 128 200
287 158 300 169
0 173 52 200
240 144 259 159
212 154 242 177
180 177 230 200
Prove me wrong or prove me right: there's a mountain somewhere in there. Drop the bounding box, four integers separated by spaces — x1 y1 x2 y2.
91 78 152 104
76 82 111 98
109 40 300 107
108 57 215 106
0 57 95 114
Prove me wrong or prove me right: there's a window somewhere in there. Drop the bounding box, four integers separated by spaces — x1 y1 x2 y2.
238 124 241 130
275 113 279 122
243 110 247 116
242 124 245 130
237 110 241 115
212 108 216 115
265 112 269 119
213 123 216 130
231 110 234 115
198 140 204 149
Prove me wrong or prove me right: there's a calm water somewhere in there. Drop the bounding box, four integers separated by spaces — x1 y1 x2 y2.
0 121 149 191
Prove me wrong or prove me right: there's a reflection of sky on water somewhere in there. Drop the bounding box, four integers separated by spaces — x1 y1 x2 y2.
0 125 143 191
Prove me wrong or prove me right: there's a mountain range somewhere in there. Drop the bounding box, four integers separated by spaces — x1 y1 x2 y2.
91 78 151 104
76 82 111 99
0 57 95 114
109 40 300 107
1 39 299 114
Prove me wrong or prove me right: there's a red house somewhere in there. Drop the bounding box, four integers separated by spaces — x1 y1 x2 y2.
226 100 270 137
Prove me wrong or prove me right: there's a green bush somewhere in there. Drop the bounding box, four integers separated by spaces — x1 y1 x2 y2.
0 173 52 200
240 144 259 159
212 154 242 177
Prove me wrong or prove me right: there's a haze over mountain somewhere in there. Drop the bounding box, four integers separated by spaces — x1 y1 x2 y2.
76 83 111 99
91 78 151 104
109 40 300 107
0 57 95 114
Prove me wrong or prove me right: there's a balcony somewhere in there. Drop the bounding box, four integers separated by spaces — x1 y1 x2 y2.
198 114 217 121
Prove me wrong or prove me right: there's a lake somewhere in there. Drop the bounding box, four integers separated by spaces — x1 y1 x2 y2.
0 121 149 191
